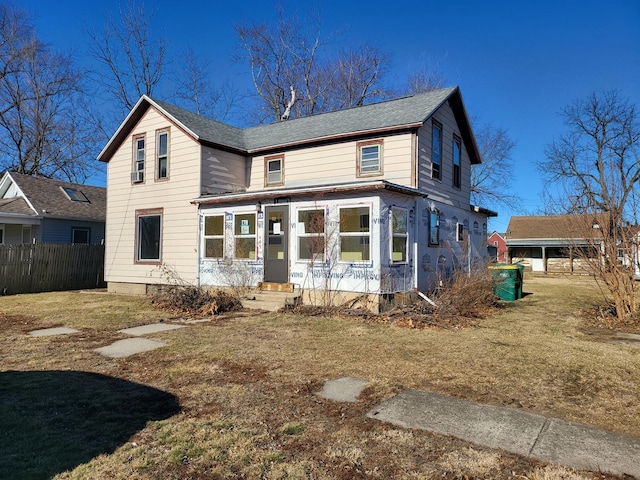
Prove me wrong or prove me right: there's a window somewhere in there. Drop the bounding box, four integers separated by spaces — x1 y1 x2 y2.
390 207 408 263
72 228 90 244
339 206 370 262
62 187 89 202
132 135 145 182
428 209 439 246
234 213 256 259
357 140 383 176
456 223 465 242
136 209 162 263
0 225 4 244
157 130 169 179
298 209 325 261
432 121 442 180
203 215 224 258
452 135 461 188
265 155 283 186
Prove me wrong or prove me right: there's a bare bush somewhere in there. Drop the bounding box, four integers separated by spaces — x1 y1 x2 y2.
150 286 242 316
431 267 500 319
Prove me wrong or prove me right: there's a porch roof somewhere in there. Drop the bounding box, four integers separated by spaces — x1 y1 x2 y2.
192 180 428 206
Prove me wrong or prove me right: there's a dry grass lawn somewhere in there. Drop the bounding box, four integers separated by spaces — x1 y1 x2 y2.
0 275 638 479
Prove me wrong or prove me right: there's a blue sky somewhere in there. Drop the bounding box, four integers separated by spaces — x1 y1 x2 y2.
18 0 640 232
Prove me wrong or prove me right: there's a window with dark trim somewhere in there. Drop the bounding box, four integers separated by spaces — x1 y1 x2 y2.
203 215 224 258
136 208 162 263
265 155 284 186
72 228 90 244
157 130 169 180
452 135 461 189
432 121 442 180
357 139 383 176
133 135 145 182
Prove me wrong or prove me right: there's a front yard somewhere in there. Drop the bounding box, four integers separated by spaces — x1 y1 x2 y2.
0 276 638 479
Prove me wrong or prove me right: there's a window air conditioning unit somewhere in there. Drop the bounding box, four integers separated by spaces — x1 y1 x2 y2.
131 171 144 183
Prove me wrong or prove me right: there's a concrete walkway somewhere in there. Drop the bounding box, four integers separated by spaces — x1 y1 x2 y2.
367 388 640 478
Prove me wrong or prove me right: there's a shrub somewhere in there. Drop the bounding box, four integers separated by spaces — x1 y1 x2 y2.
150 286 243 316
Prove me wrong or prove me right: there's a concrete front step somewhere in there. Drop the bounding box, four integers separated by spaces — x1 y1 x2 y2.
241 290 301 312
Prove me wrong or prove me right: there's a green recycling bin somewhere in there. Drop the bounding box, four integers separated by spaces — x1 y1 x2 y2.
489 264 523 301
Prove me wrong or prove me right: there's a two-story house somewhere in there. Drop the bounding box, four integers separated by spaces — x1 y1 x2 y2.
98 86 496 305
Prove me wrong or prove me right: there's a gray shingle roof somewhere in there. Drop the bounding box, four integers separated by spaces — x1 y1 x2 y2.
5 173 106 222
243 87 457 151
100 86 480 164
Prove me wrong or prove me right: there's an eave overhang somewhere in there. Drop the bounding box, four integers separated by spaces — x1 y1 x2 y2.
192 181 428 207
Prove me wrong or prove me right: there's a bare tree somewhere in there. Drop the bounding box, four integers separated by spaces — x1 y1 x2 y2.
471 122 519 209
540 90 640 322
326 45 391 110
172 47 237 122
0 5 99 182
402 58 445 96
87 1 167 116
234 7 391 123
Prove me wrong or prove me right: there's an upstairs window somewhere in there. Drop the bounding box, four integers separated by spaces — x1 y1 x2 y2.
157 130 169 180
132 135 145 183
432 121 442 180
339 206 370 262
357 140 383 176
203 215 224 258
265 155 284 186
452 135 461 189
390 207 408 263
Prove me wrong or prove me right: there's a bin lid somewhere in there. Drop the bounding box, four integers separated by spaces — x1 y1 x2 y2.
488 265 520 270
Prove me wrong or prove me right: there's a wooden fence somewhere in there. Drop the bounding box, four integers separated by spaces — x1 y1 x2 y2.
0 244 105 295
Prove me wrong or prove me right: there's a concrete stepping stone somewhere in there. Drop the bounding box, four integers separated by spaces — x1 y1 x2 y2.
95 338 166 358
118 323 185 336
28 327 81 337
317 377 368 402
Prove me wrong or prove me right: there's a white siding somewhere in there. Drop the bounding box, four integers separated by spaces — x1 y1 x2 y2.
417 101 472 208
247 133 415 191
105 106 201 286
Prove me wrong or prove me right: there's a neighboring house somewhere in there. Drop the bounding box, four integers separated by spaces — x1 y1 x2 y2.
98 86 496 304
505 214 607 274
0 172 106 245
487 231 507 263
